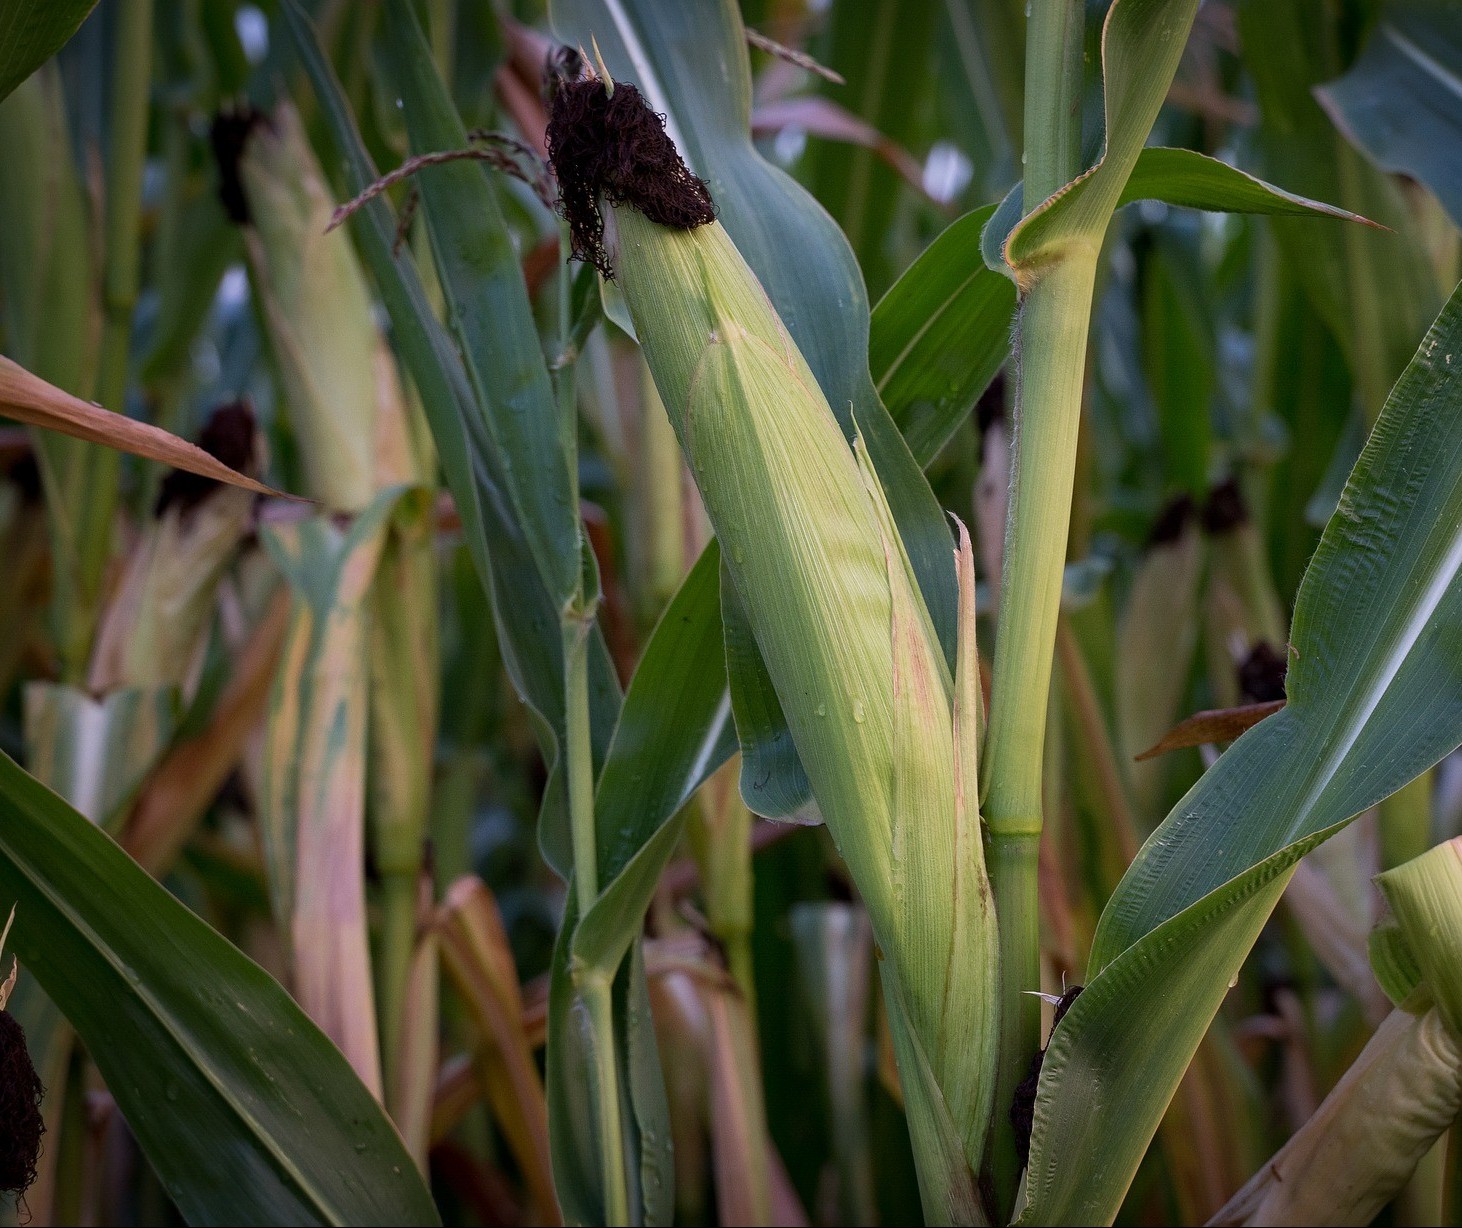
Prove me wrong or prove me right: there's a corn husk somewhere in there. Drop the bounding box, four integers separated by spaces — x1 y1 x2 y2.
609 205 998 1192
88 485 254 695
239 103 385 512
1215 837 1462 1225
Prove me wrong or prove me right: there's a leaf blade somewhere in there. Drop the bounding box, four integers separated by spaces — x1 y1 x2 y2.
1021 277 1462 1225
0 753 439 1226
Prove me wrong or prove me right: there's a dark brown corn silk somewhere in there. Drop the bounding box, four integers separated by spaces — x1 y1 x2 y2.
0 1010 44 1202
1147 492 1195 547
1201 476 1248 535
154 400 259 517
1010 985 1083 1170
545 71 715 277
210 105 267 226
1238 641 1289 704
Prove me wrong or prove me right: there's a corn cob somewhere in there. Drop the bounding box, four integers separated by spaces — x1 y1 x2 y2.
548 75 999 1206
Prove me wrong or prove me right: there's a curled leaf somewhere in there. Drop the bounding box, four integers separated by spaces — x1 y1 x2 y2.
1134 700 1285 761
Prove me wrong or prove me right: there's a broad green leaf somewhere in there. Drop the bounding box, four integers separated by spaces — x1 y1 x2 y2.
0 0 97 102
1020 279 1462 1224
1119 146 1378 223
1239 0 1439 418
571 543 737 975
870 203 1014 465
280 0 621 881
1317 2 1462 231
982 145 1377 275
381 0 581 609
0 751 439 1226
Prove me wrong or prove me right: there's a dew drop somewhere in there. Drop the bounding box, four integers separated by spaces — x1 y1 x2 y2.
815 703 827 717
853 701 866 723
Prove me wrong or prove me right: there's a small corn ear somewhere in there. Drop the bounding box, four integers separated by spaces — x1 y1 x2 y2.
240 104 387 512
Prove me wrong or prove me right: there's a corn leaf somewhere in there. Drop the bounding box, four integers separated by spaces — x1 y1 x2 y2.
722 573 814 822
1317 2 1462 230
547 916 673 1226
570 542 736 976
1379 837 1462 1034
260 492 406 1097
982 144 1380 275
280 0 621 882
22 683 176 826
870 202 1014 466
1020 277 1462 1224
1217 838 1462 1224
0 354 289 500
437 878 557 1224
380 0 582 610
0 0 97 102
0 750 439 1226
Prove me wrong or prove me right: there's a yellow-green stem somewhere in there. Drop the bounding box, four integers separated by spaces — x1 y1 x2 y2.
564 616 599 912
563 614 632 1223
1022 0 1085 210
1380 768 1434 872
56 0 152 681
583 972 631 1226
376 870 416 1089
983 250 1099 1206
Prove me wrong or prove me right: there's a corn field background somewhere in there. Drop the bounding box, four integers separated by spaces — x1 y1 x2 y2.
0 0 1460 1224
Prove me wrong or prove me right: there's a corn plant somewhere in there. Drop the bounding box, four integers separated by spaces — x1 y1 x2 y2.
0 1 1460 1226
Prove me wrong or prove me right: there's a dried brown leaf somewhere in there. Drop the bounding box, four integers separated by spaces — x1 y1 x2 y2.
0 356 296 501
1134 700 1285 761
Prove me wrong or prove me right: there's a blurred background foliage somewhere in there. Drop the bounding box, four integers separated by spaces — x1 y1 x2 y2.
0 0 1459 1224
